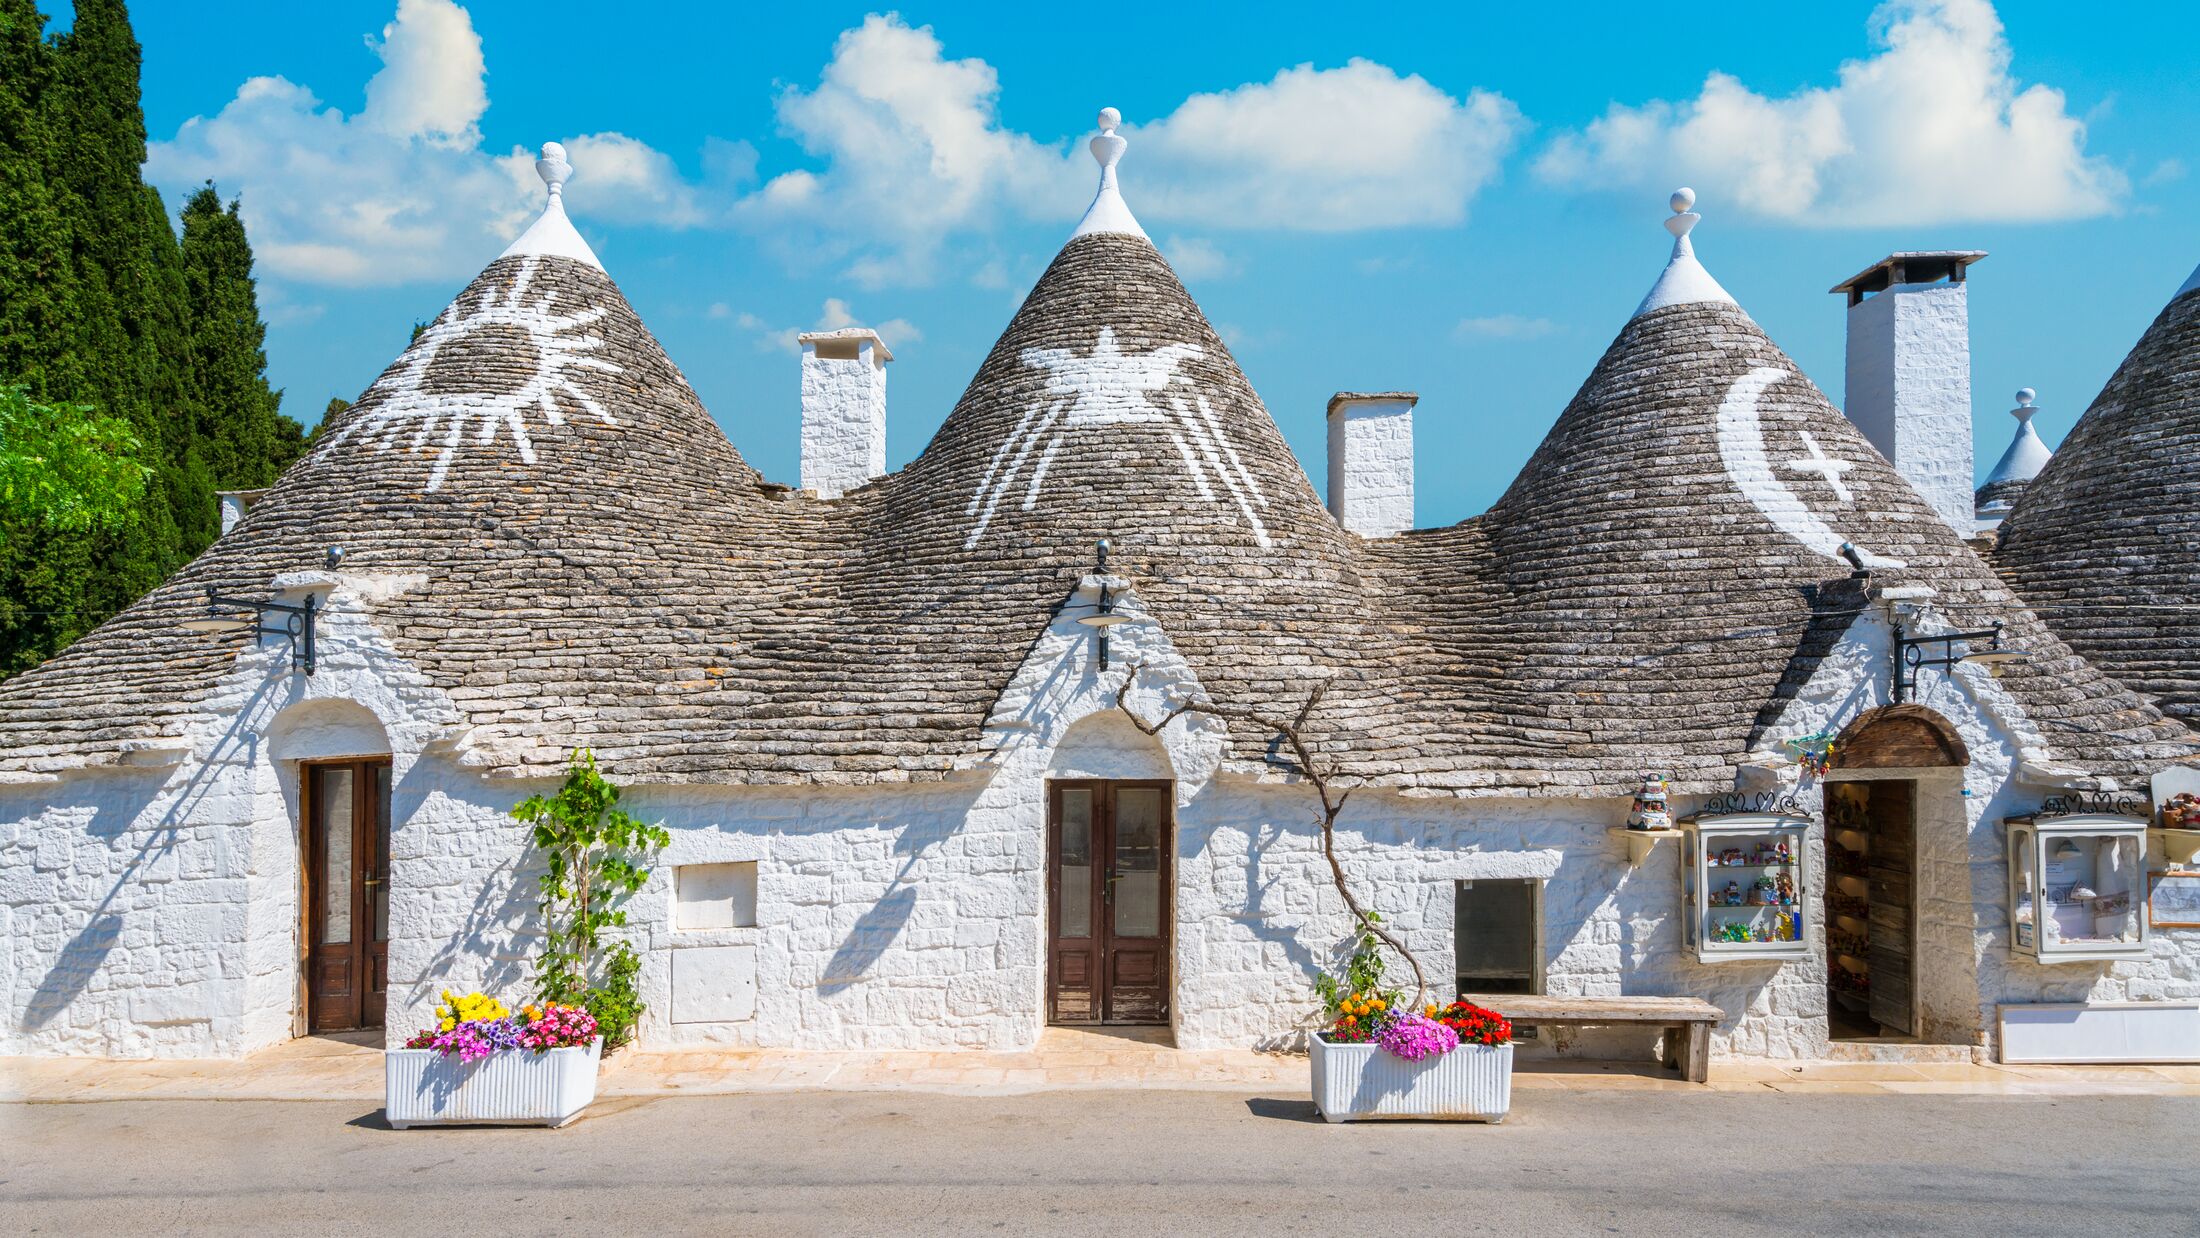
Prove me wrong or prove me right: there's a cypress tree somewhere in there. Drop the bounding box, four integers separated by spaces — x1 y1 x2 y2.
180 184 304 487
0 0 80 394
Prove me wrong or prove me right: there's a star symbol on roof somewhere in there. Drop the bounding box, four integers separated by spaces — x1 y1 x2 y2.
964 327 1270 549
1783 431 1855 504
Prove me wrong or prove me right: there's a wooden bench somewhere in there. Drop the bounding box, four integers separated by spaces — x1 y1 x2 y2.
1458 994 1725 1082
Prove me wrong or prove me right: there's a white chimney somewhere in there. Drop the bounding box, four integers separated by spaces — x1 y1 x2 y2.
1831 251 1985 534
1325 391 1417 538
216 488 267 536
798 327 892 499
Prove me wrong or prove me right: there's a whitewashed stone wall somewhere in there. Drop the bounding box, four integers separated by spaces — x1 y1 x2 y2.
1324 395 1415 538
1843 282 1975 535
798 334 889 499
9 574 2199 1061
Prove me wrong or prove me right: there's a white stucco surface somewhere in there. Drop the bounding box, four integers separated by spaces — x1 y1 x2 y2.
8 572 2197 1063
1326 396 1415 538
798 334 889 498
1843 282 1976 535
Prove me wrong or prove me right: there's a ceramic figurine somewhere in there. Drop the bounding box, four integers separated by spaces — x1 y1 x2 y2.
1775 910 1797 941
1721 848 1744 867
1775 839 1792 865
1750 876 1777 905
1626 773 1673 832
1776 872 1796 905
1721 881 1742 907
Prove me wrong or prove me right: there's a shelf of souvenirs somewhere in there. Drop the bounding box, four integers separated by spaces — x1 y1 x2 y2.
1706 909 1805 947
1830 930 1870 960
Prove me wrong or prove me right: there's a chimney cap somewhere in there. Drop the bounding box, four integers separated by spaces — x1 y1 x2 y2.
797 327 894 362
1829 250 1987 298
1326 391 1419 416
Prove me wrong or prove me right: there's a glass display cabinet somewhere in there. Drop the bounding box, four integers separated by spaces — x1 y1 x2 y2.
2005 814 2149 962
1680 813 1811 963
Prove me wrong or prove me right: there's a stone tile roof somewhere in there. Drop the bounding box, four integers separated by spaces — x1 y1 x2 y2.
1992 284 2200 722
1 232 2188 794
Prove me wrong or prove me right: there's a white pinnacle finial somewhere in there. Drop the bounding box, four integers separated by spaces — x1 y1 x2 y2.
2012 388 2037 423
1665 186 1699 240
536 142 573 201
1632 185 1733 317
499 139 602 269
1072 106 1145 240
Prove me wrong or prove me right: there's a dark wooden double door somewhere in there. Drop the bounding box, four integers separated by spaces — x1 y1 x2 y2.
304 760 391 1032
1048 781 1170 1025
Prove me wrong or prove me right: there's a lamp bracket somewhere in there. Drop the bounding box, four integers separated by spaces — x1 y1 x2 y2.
204 589 319 675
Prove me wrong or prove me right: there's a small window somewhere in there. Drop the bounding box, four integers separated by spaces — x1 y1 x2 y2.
1454 879 1542 995
676 862 758 930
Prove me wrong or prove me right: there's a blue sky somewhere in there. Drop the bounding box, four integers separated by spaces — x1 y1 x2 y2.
104 1 2200 525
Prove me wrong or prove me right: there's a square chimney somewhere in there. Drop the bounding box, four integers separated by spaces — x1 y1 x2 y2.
1326 391 1417 538
799 327 892 499
1830 251 1985 535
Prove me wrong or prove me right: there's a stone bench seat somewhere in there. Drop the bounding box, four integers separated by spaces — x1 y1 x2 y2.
1458 993 1725 1083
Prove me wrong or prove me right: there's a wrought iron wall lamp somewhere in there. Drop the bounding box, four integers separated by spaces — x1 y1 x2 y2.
1892 619 2027 702
1074 539 1130 670
180 588 319 675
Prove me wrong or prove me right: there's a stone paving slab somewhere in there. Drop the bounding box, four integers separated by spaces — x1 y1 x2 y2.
8 1027 2200 1105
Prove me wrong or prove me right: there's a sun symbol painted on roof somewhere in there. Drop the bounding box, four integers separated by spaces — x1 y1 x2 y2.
965 327 1271 549
334 257 622 491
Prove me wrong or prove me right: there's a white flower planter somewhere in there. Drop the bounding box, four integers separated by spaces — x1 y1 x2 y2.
385 1037 602 1128
1310 1036 1513 1123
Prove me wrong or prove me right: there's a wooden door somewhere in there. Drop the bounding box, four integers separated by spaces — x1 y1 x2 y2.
1866 781 1916 1035
305 760 391 1032
1048 780 1171 1025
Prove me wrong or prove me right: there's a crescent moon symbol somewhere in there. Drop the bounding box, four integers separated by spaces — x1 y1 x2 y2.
1715 366 1905 570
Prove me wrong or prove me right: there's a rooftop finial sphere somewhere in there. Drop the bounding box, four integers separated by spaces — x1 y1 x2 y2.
2015 387 2036 406
1669 187 1697 214
536 142 573 197
1098 107 1122 134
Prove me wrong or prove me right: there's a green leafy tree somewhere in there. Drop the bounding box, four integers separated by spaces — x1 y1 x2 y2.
0 384 150 532
180 183 303 485
514 750 669 1051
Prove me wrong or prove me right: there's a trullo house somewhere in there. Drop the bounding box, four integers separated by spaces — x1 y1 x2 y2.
5 115 2198 1065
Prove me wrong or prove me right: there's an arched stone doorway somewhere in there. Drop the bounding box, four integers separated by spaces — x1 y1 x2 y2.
1823 704 1968 1044
268 699 394 1036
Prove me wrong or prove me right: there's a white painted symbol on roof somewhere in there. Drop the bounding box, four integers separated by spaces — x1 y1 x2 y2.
1715 366 1904 570
1783 432 1855 504
964 327 1271 549
332 257 622 491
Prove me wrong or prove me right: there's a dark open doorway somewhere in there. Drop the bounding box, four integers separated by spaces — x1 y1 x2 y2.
1824 780 1917 1040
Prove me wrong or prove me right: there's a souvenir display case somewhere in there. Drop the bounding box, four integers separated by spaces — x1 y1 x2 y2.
2005 814 2148 962
1680 813 1811 963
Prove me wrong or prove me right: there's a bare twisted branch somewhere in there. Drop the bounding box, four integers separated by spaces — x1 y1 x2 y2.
1111 668 1428 1006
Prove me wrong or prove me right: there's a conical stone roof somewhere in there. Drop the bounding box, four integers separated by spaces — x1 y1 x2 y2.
1993 273 2200 720
0 153 802 778
1363 199 2189 792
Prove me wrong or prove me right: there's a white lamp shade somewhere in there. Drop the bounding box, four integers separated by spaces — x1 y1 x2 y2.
179 614 253 634
1077 612 1131 628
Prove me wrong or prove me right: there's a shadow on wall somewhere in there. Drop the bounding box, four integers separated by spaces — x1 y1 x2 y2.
409 771 541 1009
22 673 292 1032
818 813 954 996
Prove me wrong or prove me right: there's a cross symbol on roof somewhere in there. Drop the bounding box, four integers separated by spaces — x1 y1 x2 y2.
1783 431 1854 504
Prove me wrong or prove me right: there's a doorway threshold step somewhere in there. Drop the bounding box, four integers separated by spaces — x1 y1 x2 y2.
1819 1040 1978 1064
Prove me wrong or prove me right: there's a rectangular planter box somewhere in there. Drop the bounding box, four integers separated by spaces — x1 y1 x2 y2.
385 1037 601 1129
1310 1036 1512 1123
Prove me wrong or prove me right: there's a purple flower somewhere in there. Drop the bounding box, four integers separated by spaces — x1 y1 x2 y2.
1375 1012 1459 1061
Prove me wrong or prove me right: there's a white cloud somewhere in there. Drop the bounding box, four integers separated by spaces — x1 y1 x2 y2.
1454 314 1560 341
739 14 1072 286
1535 0 2123 225
1133 60 1521 231
730 298 922 356
1160 236 1233 280
746 16 1520 285
149 0 722 287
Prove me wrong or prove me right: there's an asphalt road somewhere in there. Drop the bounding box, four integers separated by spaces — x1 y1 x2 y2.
3 1089 2194 1236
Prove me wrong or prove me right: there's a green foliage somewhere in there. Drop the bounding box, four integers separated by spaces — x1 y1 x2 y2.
515 750 669 1052
0 384 149 531
0 2 301 678
1313 912 1400 1022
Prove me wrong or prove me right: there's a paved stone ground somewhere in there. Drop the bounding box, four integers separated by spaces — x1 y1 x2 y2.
3 1089 2194 1236
10 1026 2200 1103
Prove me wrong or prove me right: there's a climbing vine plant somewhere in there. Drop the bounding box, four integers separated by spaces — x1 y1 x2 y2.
514 749 668 1051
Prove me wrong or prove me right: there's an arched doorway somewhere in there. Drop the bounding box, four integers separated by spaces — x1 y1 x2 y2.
269 700 393 1035
1044 713 1174 1028
1823 705 1967 1043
